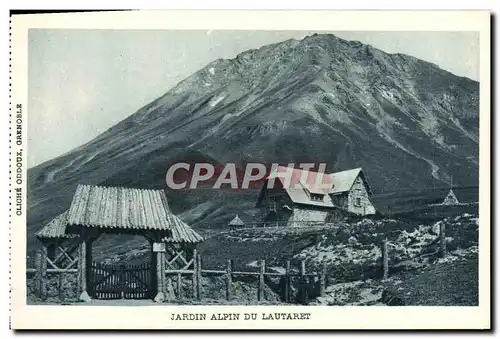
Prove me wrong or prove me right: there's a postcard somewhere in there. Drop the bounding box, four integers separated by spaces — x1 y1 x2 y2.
9 10 491 329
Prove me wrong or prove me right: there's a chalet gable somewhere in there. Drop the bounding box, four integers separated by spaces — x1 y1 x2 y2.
256 166 372 208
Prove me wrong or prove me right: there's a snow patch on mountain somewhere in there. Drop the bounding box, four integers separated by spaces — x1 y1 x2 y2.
209 93 226 107
374 121 443 181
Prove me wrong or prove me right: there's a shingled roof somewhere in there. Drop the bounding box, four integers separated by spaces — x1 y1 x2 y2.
228 215 245 226
37 184 203 244
36 211 78 240
68 185 173 230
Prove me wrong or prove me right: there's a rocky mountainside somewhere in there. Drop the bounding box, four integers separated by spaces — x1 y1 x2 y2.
27 34 479 254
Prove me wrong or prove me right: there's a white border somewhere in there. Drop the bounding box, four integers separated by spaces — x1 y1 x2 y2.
9 10 491 330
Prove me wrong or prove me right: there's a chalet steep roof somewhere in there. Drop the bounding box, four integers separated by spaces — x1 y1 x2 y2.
328 168 363 194
268 166 363 192
260 166 369 208
267 167 330 191
265 167 332 207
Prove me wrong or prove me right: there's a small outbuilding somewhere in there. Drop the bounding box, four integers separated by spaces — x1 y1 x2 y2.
442 188 460 205
228 215 245 229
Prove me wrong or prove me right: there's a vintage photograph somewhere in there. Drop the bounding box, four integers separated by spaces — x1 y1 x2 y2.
10 11 490 329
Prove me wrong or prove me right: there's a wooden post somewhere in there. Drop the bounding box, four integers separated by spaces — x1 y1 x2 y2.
176 273 182 300
320 263 327 297
35 249 41 297
383 240 389 279
58 272 64 301
439 222 447 257
258 259 265 302
120 264 125 299
300 260 306 303
150 241 157 299
41 246 47 300
78 241 85 292
196 254 202 301
35 246 47 300
154 250 165 302
85 240 93 297
192 249 197 299
226 259 232 301
78 239 91 302
285 261 291 303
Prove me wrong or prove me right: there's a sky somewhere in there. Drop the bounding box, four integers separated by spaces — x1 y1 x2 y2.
28 30 479 168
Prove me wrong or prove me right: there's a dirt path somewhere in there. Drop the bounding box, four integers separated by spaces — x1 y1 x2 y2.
69 299 162 306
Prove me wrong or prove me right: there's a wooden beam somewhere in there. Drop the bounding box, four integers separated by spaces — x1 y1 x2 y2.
196 254 202 301
149 239 156 300
226 259 232 301
258 259 265 302
192 249 197 299
85 240 93 296
165 250 186 269
45 256 60 270
300 260 307 304
154 250 165 303
36 247 47 300
78 240 91 302
383 240 389 280
57 245 75 264
64 256 79 270
52 239 80 267
285 261 290 303
176 273 182 300
439 223 447 257
320 263 327 297
182 258 194 270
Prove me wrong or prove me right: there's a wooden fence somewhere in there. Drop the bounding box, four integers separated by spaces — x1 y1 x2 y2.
382 221 447 279
228 220 338 231
165 249 327 303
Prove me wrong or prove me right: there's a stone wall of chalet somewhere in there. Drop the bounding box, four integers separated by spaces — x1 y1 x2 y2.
286 208 329 227
347 176 377 215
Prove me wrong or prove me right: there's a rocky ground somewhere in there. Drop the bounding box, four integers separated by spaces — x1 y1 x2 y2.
313 246 478 306
27 213 479 306
302 213 479 306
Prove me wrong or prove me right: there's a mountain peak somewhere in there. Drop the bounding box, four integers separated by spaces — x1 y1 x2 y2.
27 34 479 243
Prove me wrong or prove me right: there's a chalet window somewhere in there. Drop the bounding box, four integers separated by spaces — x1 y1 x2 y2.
269 201 277 211
310 193 324 201
355 197 361 206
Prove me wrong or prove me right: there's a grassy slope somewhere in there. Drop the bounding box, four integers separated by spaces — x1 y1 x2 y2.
392 254 478 306
198 227 319 271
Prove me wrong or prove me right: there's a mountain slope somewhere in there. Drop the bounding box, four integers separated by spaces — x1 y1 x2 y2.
27 34 479 254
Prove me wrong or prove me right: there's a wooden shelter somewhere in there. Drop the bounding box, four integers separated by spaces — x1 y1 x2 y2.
228 215 245 229
35 184 203 302
442 189 460 205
